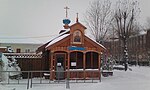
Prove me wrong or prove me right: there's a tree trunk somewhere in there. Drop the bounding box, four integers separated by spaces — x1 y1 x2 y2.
123 37 128 71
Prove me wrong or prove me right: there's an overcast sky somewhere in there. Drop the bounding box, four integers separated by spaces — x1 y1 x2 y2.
0 0 150 43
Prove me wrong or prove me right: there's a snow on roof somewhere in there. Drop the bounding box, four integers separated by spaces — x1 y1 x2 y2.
130 30 147 38
59 29 70 35
0 47 7 48
0 38 43 44
139 30 147 35
36 29 70 52
44 29 70 48
85 35 106 50
45 34 70 48
45 31 106 50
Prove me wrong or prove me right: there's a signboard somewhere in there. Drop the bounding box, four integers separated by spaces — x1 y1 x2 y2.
57 63 62 66
68 46 85 51
71 62 76 66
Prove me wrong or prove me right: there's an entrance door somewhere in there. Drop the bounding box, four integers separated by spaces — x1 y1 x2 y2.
55 54 65 80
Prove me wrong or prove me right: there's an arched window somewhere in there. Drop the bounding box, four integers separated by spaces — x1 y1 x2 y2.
85 52 98 69
70 52 83 69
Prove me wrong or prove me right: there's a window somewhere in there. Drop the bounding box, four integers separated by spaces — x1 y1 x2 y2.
85 52 98 69
70 52 76 69
93 53 98 69
25 49 30 53
16 48 21 53
86 53 91 69
70 52 83 69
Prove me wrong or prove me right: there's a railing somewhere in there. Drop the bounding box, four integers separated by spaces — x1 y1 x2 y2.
0 70 101 89
3 53 42 58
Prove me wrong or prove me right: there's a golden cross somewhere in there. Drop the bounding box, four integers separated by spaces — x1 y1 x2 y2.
64 6 69 18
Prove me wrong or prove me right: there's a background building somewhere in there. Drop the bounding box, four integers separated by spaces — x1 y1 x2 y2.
105 30 150 65
0 43 42 53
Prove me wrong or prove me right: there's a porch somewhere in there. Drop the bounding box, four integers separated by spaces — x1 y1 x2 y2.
49 51 101 80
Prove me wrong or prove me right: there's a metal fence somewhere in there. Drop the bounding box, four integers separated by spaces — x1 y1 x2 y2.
0 70 101 89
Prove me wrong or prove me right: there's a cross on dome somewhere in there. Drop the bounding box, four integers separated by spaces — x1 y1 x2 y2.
64 6 69 18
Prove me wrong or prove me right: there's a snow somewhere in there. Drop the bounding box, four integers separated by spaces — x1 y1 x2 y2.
0 47 7 48
0 53 9 81
45 30 106 50
1 66 150 90
0 53 9 72
0 38 43 44
0 53 21 81
7 67 21 76
45 29 70 48
43 73 50 76
43 28 106 51
139 30 146 35
46 34 70 48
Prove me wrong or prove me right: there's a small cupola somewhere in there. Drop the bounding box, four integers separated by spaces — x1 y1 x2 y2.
69 13 87 45
63 19 71 29
63 6 71 29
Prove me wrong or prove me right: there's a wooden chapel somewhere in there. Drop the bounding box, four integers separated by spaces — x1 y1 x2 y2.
36 10 106 80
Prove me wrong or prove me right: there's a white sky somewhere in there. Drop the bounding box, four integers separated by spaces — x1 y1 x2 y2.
0 0 150 43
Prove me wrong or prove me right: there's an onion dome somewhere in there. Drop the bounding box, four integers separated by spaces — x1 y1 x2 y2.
63 19 71 25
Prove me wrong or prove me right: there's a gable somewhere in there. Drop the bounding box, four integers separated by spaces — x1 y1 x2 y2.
70 22 87 30
44 34 106 52
46 34 70 50
37 21 106 53
84 35 106 51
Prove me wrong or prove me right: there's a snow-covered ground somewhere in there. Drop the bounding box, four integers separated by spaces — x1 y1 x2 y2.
1 66 150 90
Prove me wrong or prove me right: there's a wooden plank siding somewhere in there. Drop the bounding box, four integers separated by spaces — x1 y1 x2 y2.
4 53 44 78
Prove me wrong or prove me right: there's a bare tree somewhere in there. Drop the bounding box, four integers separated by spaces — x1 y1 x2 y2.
84 0 113 44
145 17 150 29
113 0 140 71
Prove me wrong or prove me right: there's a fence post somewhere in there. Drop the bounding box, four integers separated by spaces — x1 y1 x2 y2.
84 70 85 83
27 71 30 89
99 70 101 82
8 72 10 84
40 72 42 84
92 71 93 83
30 72 33 88
17 74 19 84
49 71 51 83
66 70 70 89
76 71 78 83
58 71 60 83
